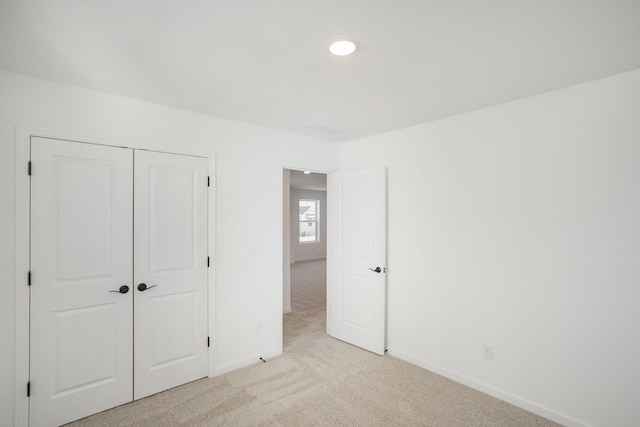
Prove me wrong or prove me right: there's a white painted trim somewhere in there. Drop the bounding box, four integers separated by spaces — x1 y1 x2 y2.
386 348 591 427
210 348 282 377
15 125 31 427
14 124 217 425
207 153 217 378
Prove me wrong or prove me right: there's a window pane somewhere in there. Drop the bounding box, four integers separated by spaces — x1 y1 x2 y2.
299 200 316 221
299 221 317 242
299 199 319 243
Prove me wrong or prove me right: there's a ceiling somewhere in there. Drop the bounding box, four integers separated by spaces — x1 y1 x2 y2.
1 1 639 143
289 170 327 191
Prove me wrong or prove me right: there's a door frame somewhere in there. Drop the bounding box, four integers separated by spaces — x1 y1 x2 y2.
14 125 217 427
278 162 336 349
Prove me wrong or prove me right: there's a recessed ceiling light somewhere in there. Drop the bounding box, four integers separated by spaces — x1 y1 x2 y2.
329 38 358 56
303 171 311 174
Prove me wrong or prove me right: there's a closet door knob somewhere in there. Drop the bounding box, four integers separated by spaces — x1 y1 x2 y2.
137 283 157 292
109 285 130 294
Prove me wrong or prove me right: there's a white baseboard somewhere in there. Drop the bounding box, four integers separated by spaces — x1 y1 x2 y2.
211 348 282 377
386 348 590 427
283 306 292 314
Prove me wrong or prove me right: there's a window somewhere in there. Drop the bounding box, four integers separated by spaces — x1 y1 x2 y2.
299 199 319 243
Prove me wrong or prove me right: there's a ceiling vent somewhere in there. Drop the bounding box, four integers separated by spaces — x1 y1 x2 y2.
304 122 344 136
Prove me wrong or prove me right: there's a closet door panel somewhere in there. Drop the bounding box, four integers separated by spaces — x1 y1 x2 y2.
134 150 208 399
29 137 133 427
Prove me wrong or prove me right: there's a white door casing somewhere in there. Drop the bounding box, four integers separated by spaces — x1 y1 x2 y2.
29 137 209 425
327 167 387 355
133 150 209 399
29 138 134 427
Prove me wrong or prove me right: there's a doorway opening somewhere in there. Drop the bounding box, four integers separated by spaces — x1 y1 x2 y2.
282 169 327 352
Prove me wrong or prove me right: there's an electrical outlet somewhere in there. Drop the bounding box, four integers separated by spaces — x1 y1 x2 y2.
482 344 494 361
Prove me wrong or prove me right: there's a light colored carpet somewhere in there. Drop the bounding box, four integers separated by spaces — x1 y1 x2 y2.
66 259 559 426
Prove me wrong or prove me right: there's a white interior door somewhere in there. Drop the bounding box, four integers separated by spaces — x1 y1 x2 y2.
327 167 387 355
133 150 209 399
29 137 133 427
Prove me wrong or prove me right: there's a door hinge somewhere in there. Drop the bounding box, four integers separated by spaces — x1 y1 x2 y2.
207 257 210 267
207 337 210 347
28 271 31 287
207 176 210 187
28 161 32 176
27 381 30 397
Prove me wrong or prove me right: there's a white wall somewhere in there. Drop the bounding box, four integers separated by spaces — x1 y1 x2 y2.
0 71 339 426
290 189 327 262
340 69 640 427
4 68 638 427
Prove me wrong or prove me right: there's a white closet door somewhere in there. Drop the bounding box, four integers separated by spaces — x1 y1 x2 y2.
133 150 209 399
29 137 133 427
